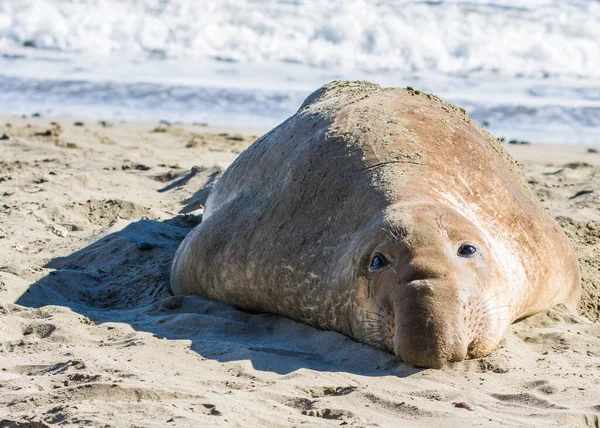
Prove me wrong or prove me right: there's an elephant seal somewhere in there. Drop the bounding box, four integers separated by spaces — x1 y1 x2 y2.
171 81 581 368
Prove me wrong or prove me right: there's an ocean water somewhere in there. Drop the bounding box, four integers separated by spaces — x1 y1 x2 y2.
1 0 599 144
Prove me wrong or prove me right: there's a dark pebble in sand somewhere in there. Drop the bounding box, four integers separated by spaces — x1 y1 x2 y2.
453 401 475 411
74 122 84 126
134 164 151 171
136 241 156 251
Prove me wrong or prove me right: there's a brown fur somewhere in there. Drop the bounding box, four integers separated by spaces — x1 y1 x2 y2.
171 81 581 368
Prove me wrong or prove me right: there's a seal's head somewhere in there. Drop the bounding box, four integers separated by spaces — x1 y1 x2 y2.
356 202 514 368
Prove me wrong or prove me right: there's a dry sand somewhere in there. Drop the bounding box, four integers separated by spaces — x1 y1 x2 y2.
0 115 599 427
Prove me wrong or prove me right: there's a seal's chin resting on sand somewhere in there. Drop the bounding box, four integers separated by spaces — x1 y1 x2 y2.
171 81 581 369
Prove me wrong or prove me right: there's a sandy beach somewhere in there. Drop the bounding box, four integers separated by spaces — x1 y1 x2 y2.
0 114 599 427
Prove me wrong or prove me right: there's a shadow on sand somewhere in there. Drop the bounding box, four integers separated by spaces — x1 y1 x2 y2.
16 215 417 377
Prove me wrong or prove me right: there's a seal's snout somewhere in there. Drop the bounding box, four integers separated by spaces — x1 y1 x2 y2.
393 279 469 369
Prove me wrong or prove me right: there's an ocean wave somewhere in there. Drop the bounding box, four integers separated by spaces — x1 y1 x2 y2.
2 70 599 144
1 0 599 78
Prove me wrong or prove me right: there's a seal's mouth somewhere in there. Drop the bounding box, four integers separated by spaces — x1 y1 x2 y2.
388 292 506 368
393 327 469 369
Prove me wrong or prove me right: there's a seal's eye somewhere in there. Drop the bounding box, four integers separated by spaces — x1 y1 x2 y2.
370 254 389 270
458 244 477 258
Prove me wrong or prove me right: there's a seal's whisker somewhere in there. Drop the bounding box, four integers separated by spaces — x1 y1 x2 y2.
359 330 382 339
483 304 516 317
383 223 407 243
360 321 379 329
483 306 513 315
484 310 514 317
482 312 513 321
478 292 505 308
383 227 397 241
485 304 515 312
362 310 385 318
372 298 389 315
358 331 385 344
358 323 383 334
362 317 384 325
480 291 504 303
361 322 383 331
479 337 505 348
476 330 507 345
477 336 501 349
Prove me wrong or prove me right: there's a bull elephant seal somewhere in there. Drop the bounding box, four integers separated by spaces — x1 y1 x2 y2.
171 81 581 368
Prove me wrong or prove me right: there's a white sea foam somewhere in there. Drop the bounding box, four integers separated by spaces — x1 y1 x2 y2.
1 0 599 77
0 0 599 144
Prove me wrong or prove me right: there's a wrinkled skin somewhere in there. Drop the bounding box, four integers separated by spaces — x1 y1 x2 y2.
172 81 581 369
